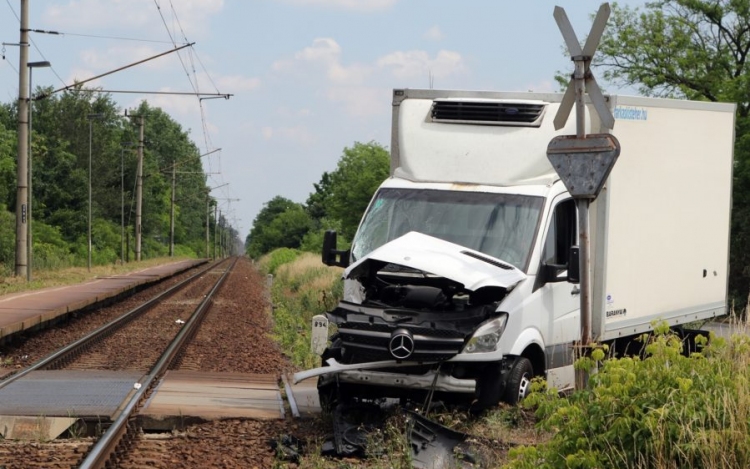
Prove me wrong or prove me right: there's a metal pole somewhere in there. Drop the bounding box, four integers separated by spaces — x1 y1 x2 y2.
577 199 592 344
574 57 592 388
15 0 29 278
27 66 33 281
213 206 218 260
135 116 144 261
574 59 586 139
169 161 175 257
88 119 92 272
205 197 210 258
121 146 125 265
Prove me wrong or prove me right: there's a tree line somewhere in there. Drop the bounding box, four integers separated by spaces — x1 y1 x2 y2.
0 86 235 274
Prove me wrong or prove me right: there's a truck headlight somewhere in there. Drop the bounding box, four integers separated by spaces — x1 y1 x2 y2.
463 315 508 354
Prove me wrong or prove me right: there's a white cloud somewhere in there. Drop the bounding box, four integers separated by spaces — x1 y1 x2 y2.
272 39 467 118
424 25 443 41
80 45 164 72
44 0 224 37
145 89 202 116
214 75 261 92
377 50 465 79
273 38 371 85
276 0 397 11
327 87 390 118
262 127 274 140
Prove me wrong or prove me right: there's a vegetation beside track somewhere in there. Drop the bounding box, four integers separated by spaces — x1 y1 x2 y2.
262 248 750 468
0 256 195 297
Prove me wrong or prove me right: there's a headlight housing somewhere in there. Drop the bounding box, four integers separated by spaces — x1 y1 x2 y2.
462 314 508 354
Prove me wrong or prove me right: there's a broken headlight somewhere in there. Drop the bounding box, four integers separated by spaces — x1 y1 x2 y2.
462 314 508 354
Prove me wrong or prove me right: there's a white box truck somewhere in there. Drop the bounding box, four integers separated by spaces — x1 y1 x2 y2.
294 88 735 408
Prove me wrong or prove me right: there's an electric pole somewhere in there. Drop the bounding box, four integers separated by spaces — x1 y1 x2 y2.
15 0 29 277
135 115 144 261
169 161 175 257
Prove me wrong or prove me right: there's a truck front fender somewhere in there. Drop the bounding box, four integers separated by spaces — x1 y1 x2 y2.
507 327 545 358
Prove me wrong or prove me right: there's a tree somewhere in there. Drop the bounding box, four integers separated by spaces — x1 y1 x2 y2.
246 197 312 258
326 141 389 240
596 0 750 309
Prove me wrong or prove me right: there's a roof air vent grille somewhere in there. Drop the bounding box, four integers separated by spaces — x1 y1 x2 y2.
431 100 546 127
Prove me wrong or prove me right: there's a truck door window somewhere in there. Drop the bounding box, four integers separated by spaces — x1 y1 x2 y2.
543 199 577 266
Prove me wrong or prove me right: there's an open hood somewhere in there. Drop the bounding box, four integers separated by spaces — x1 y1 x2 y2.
345 232 526 291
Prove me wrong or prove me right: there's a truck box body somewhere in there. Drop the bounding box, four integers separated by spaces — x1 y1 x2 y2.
298 88 735 406
391 89 734 342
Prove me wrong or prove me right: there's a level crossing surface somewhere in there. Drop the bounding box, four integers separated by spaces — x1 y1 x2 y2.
0 259 206 341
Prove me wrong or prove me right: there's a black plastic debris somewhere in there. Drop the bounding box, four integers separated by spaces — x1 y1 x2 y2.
269 434 306 463
407 410 482 469
321 402 387 458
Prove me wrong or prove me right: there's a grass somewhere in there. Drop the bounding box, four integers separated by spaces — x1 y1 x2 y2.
0 256 195 297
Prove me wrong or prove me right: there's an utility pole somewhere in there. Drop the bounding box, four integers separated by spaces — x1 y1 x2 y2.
15 0 29 278
135 115 144 261
213 206 218 260
169 161 175 257
205 197 210 259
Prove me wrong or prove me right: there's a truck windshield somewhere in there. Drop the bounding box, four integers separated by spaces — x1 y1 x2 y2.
351 188 544 271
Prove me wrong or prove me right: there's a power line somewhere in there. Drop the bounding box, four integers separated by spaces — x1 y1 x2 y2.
38 30 179 45
153 0 196 93
4 0 66 87
4 0 19 21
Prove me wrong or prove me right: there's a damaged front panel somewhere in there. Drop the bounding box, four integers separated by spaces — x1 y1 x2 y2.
295 233 525 402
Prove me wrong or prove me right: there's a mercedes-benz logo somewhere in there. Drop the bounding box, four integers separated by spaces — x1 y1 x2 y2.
389 328 415 360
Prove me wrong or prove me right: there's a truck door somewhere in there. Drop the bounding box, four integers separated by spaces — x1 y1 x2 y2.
538 197 580 372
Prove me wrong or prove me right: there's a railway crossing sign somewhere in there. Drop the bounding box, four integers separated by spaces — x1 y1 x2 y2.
547 133 620 199
553 3 615 131
546 4 621 384
548 2 620 199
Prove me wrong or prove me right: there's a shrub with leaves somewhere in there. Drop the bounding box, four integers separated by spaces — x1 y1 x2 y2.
506 322 750 469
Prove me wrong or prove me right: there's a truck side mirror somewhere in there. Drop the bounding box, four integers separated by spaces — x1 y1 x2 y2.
567 245 580 284
322 230 350 268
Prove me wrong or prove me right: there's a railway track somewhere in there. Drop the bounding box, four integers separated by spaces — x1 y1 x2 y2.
0 257 304 469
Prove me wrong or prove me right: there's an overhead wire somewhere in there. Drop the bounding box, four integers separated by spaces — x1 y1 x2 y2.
153 0 197 93
51 31 179 44
4 0 67 88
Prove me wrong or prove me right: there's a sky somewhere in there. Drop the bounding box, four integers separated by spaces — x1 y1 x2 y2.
0 0 647 240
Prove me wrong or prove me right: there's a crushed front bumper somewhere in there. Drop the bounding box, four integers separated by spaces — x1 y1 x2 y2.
293 358 476 394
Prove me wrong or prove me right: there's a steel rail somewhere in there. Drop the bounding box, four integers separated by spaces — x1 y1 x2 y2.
0 260 215 390
79 257 237 469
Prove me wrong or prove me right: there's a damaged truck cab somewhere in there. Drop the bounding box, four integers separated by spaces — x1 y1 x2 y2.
294 89 735 408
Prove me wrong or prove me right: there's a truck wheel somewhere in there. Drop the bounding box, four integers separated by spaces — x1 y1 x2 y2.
503 357 533 405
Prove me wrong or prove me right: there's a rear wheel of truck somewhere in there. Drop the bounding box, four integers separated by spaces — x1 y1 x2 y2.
502 357 533 405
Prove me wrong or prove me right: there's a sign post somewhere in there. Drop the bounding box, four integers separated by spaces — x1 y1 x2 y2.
548 3 621 389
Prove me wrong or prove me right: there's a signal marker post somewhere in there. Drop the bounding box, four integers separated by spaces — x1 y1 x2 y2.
548 4 621 390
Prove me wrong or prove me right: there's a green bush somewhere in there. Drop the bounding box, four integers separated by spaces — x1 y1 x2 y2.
263 247 300 275
506 322 750 469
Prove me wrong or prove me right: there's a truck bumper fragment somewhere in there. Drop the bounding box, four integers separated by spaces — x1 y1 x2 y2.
292 358 437 384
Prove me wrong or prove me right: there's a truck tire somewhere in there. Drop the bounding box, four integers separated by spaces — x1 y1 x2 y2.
502 357 533 405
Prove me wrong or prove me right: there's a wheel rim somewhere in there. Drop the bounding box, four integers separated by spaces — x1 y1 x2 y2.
517 373 531 401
